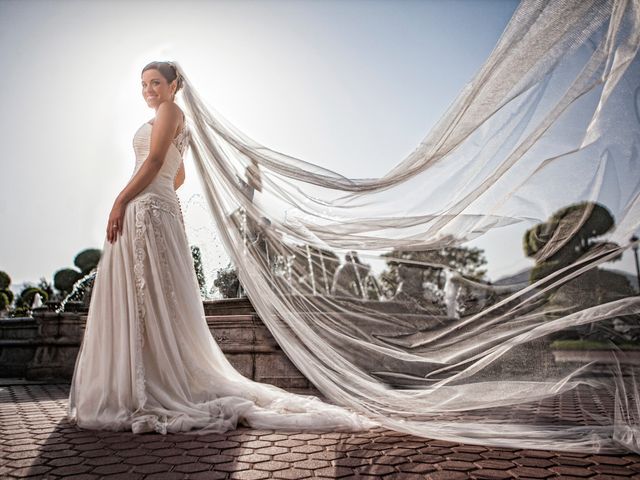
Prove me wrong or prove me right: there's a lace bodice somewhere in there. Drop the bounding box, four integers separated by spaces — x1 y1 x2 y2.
154 118 189 157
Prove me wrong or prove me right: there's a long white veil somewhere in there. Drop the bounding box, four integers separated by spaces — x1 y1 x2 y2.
175 0 640 453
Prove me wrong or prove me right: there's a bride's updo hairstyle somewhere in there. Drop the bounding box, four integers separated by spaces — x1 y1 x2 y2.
141 61 184 94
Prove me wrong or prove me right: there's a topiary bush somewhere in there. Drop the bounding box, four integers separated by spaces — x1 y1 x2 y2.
523 201 619 283
0 291 9 310
1 288 14 305
74 249 102 275
0 271 10 290
15 286 49 309
54 268 83 295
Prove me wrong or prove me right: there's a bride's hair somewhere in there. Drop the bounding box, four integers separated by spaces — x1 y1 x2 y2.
141 61 183 93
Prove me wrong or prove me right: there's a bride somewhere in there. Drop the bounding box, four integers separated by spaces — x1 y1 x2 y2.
66 60 378 435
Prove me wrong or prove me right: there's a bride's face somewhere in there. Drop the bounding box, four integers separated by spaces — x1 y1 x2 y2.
141 69 176 108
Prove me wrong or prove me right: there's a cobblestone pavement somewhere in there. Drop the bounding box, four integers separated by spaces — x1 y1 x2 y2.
1 383 639 479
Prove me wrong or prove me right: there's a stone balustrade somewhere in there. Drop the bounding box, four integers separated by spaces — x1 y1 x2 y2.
0 299 318 393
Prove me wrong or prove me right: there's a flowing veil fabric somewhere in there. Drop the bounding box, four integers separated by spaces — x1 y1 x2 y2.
172 0 640 453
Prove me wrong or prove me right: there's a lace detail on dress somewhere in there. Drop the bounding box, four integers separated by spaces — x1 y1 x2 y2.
147 115 190 157
173 124 190 157
131 413 169 435
132 193 182 411
131 191 211 422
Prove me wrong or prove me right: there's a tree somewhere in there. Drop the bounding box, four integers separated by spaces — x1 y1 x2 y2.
381 244 488 298
37 277 54 300
212 262 240 299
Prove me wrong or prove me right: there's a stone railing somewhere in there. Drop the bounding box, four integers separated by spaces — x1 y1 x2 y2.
0 299 318 393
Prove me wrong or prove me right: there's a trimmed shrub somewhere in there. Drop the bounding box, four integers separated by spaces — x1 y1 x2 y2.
74 249 102 275
54 268 83 295
1 288 14 305
16 287 48 309
0 291 9 310
0 271 10 290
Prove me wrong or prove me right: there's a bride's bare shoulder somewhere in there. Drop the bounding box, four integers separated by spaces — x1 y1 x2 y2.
156 101 182 119
149 102 184 128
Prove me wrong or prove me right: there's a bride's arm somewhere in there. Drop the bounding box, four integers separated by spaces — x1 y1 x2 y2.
106 102 181 243
174 160 185 190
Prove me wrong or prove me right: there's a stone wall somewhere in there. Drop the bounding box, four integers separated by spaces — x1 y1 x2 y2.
0 299 319 394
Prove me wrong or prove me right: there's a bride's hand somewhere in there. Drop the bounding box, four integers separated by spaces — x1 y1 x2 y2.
106 200 126 244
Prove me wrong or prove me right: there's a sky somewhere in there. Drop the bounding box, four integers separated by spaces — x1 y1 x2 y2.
1 0 638 291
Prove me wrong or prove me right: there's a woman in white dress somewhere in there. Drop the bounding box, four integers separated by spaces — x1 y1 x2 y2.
66 61 378 435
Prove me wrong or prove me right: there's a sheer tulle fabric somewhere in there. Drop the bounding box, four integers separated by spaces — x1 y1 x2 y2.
171 0 640 453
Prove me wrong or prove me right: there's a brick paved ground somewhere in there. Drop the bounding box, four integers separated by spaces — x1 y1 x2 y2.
1 382 639 479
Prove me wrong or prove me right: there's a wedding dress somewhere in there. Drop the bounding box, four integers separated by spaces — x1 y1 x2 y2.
66 115 378 435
